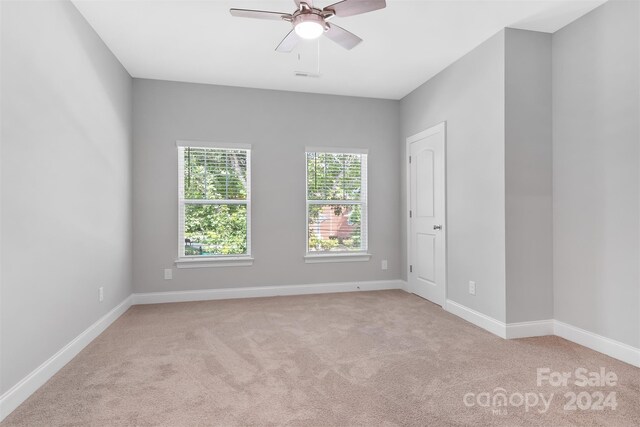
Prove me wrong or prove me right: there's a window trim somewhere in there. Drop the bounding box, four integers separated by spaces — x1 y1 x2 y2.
304 147 369 262
175 256 254 269
175 141 252 267
304 253 372 264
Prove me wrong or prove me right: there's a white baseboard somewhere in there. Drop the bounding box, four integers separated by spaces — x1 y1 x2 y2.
0 296 133 422
3 283 637 423
0 281 403 421
399 280 409 292
132 280 406 305
554 320 640 368
443 299 639 367
506 319 555 339
444 299 507 338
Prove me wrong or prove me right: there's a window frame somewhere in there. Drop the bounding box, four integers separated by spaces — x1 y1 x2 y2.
175 140 253 269
304 147 371 263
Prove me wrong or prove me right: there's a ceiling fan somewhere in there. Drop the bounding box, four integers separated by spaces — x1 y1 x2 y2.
230 0 386 53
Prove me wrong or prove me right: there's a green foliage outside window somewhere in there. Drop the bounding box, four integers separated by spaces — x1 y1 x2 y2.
184 204 247 255
307 152 362 202
180 148 365 256
306 152 365 252
182 148 248 256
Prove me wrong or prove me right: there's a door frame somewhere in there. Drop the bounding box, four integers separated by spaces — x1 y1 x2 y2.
405 121 448 302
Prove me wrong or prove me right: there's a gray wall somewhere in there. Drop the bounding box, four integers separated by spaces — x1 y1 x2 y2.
0 0 133 394
400 31 507 322
504 29 554 323
132 79 400 293
552 0 640 347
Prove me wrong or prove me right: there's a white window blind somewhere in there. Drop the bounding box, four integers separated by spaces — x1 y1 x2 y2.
177 144 251 258
305 149 368 254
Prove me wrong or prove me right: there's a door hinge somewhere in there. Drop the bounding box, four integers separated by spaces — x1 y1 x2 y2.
409 156 412 164
409 210 412 218
409 265 413 273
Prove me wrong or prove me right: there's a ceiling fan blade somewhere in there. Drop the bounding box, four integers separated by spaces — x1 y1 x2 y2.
230 8 291 21
324 0 386 17
276 30 300 53
324 23 362 50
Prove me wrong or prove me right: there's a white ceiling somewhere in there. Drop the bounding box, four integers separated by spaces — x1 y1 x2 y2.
72 0 605 99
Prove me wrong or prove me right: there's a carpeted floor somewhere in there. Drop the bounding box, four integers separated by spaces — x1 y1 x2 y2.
3 290 639 426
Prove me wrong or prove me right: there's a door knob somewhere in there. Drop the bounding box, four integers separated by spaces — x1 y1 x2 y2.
433 225 442 230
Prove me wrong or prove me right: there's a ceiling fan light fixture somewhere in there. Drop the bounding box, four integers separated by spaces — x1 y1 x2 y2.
293 13 325 40
230 0 387 51
295 21 324 39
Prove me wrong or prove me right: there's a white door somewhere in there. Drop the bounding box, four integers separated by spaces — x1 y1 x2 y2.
408 122 446 306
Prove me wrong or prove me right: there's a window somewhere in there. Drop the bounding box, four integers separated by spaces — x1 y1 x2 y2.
176 141 251 268
305 147 369 262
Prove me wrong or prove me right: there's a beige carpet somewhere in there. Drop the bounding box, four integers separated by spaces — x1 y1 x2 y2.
3 290 639 426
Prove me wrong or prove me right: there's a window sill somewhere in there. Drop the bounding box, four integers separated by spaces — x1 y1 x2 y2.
175 256 254 269
304 253 372 264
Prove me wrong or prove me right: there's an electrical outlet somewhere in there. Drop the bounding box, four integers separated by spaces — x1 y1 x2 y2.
99 286 104 302
164 269 173 280
381 260 388 270
469 281 476 295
